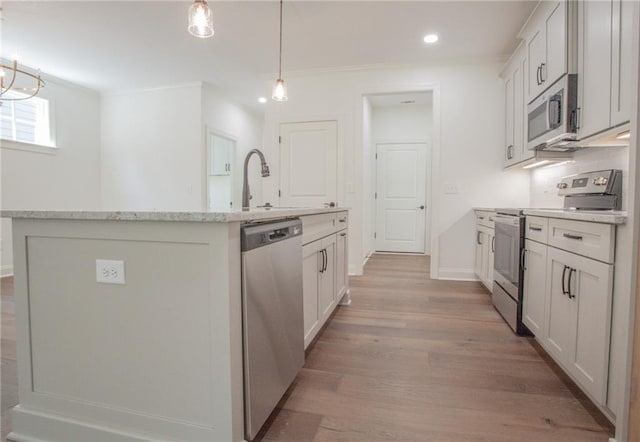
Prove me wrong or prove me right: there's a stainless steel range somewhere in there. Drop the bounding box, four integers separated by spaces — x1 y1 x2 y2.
491 169 623 335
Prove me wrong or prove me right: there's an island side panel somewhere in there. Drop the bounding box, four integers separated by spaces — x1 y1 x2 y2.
9 218 244 441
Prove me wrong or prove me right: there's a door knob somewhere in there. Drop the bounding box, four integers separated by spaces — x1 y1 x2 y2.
418 205 425 210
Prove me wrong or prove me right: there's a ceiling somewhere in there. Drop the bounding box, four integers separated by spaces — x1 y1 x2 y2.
1 1 537 111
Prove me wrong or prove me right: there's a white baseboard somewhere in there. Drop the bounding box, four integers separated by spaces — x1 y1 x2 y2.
437 267 477 281
1 264 13 278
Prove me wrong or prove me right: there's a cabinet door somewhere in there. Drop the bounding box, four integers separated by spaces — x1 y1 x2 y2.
336 231 348 300
474 228 486 281
302 242 320 347
544 248 576 365
570 253 613 403
209 133 232 176
527 27 546 101
610 0 633 126
512 56 524 163
577 0 613 139
544 2 567 87
505 75 515 165
484 230 495 290
523 240 547 336
319 236 336 322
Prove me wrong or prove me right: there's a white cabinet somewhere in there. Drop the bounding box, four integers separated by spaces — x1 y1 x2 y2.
474 211 495 291
527 2 567 102
503 45 533 168
522 216 615 407
522 239 547 335
208 133 233 176
336 230 348 300
544 246 613 403
301 211 349 348
577 0 632 139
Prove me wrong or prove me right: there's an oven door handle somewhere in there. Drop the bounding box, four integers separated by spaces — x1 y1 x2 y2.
521 248 527 271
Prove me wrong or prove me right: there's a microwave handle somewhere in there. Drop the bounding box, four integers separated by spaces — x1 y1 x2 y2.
549 96 562 127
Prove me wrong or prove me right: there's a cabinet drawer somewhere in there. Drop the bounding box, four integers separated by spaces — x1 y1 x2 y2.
475 211 496 229
336 211 348 231
526 216 549 243
548 219 615 263
302 213 337 245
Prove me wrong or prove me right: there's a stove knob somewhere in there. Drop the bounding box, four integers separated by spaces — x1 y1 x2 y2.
593 176 608 186
557 182 568 189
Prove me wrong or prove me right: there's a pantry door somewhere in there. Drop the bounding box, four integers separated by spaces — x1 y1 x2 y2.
279 121 338 208
375 143 427 253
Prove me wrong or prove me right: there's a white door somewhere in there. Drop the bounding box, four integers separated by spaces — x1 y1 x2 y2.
375 143 427 253
279 121 337 208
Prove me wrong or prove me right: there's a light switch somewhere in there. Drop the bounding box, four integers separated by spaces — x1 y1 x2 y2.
444 183 460 195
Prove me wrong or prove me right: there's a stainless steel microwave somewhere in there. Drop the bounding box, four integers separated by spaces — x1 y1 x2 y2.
527 74 578 152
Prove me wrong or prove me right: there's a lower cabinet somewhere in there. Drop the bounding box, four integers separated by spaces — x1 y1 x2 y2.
474 225 494 290
302 229 347 349
544 247 613 403
522 219 615 406
522 239 547 335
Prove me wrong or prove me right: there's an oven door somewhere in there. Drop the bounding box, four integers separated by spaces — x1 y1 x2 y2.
493 215 521 300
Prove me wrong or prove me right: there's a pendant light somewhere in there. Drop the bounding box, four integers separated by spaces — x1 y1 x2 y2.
272 0 288 101
188 0 214 39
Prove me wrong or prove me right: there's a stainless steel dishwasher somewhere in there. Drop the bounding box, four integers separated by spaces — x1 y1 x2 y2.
241 218 304 440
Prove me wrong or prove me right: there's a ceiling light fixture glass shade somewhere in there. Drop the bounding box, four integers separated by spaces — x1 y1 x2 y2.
272 0 288 101
272 79 287 101
188 0 214 39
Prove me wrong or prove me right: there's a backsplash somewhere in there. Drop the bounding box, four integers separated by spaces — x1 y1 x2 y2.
530 146 630 210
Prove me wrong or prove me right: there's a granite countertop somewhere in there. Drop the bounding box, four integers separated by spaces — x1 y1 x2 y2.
522 209 627 225
0 207 349 223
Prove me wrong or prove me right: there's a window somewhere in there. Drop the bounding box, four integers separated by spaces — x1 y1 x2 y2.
0 90 54 147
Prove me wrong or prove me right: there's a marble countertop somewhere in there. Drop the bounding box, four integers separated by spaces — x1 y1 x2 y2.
0 207 349 223
522 209 627 224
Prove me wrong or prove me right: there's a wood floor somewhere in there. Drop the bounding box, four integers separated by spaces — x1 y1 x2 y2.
256 254 614 441
0 254 614 441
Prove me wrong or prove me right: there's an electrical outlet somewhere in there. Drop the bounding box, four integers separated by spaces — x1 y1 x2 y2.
96 259 126 285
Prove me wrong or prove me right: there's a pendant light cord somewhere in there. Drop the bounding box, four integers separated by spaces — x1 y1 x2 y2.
278 0 283 79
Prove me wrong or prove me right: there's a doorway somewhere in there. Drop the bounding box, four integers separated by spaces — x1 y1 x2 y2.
363 92 433 256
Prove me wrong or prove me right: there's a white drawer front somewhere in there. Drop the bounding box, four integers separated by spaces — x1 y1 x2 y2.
475 210 496 229
526 216 549 243
336 211 348 231
302 213 337 245
548 219 615 263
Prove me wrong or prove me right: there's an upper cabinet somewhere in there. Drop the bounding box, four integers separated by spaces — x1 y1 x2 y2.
577 0 632 140
527 2 567 102
502 44 533 168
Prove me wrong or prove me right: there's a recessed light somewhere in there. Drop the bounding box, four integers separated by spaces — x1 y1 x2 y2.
258 97 267 104
423 34 439 44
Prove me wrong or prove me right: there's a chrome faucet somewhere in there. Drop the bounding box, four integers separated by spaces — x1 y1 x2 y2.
242 149 270 210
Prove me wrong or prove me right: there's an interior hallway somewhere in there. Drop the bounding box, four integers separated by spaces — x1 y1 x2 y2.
0 255 614 441
257 254 613 441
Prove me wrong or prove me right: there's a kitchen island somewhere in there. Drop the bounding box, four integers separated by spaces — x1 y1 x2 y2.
1 207 349 442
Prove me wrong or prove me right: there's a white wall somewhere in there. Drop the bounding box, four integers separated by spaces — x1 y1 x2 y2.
201 84 265 209
370 102 433 255
100 84 203 211
1 79 102 276
261 62 530 277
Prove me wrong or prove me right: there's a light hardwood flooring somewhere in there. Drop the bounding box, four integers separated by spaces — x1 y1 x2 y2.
0 254 614 441
256 254 614 441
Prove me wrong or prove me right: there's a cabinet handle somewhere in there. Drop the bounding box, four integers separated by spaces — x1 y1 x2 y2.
489 217 494 222
563 233 583 241
323 249 328 273
507 145 514 160
561 265 569 296
540 62 546 82
338 218 347 223
575 107 581 130
340 232 346 237
520 248 526 271
536 65 542 85
478 216 485 220
567 268 576 299
529 226 543 232
477 231 482 245
491 236 496 253
319 250 325 273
